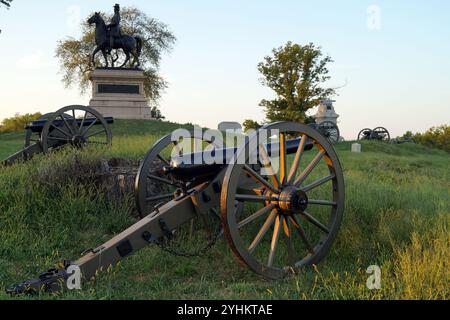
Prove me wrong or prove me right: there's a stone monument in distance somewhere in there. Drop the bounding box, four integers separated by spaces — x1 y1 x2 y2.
87 4 152 119
314 99 339 125
88 68 152 119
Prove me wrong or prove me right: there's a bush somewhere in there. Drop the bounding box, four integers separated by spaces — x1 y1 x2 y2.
242 119 261 132
413 125 450 153
0 112 42 133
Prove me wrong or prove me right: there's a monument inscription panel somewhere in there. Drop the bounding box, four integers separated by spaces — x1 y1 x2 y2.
98 84 140 94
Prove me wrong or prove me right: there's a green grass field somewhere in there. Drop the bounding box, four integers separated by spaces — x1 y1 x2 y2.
0 119 448 300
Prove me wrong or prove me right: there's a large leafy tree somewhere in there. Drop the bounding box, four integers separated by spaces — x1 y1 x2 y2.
257 41 335 123
55 6 176 106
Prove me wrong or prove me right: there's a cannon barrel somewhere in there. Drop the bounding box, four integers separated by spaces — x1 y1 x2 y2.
25 117 115 133
167 137 314 182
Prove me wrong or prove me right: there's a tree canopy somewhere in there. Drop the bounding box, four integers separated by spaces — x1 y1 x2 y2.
55 6 176 107
257 41 335 123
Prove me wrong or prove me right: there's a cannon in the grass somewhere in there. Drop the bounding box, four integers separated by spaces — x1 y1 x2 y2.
309 121 340 144
357 127 390 142
2 105 113 166
7 121 345 294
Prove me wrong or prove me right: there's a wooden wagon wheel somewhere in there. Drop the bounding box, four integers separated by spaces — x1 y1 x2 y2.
357 128 372 141
221 121 345 279
317 121 340 144
40 105 112 153
24 113 74 148
372 127 390 142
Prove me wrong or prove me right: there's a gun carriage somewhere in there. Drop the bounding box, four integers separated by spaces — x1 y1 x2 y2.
309 121 340 144
357 127 390 142
7 121 345 294
2 105 113 166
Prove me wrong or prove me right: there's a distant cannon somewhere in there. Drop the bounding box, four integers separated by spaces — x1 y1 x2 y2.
308 121 340 144
357 127 390 142
2 105 113 166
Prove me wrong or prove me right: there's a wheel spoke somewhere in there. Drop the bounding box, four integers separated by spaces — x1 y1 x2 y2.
243 164 278 194
308 199 337 206
282 218 297 266
289 215 314 255
79 111 88 132
235 194 278 202
294 149 326 187
85 129 106 139
248 210 277 254
300 174 335 192
300 211 330 233
72 109 79 133
238 204 275 229
147 174 176 186
287 134 307 184
279 133 287 185
258 144 281 189
47 137 69 142
50 124 71 138
157 154 171 167
81 118 99 136
146 194 173 202
61 115 75 136
268 215 283 267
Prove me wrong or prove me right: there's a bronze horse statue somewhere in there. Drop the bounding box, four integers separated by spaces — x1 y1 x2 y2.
88 12 142 68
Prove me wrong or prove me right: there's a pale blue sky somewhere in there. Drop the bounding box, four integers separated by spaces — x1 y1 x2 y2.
0 0 449 139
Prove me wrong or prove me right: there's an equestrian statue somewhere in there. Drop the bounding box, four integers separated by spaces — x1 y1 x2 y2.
88 4 143 68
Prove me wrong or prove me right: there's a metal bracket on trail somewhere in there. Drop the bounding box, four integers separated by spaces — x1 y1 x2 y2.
6 268 69 296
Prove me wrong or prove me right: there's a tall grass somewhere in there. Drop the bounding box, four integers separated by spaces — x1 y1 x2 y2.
0 120 448 300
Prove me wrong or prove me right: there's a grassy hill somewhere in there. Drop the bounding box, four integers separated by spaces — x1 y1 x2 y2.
0 119 448 300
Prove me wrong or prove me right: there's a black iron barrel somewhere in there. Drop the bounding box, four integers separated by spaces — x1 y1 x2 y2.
25 117 115 133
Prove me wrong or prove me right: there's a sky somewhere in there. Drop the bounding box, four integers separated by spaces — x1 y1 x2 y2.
0 0 449 139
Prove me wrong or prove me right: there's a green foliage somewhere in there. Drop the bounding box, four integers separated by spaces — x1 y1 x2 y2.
258 42 335 123
0 112 42 133
150 106 165 120
242 119 261 132
0 121 449 299
412 125 449 153
55 6 176 106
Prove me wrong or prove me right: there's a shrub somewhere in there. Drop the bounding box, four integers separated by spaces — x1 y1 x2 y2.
413 125 449 153
0 112 42 133
242 119 261 132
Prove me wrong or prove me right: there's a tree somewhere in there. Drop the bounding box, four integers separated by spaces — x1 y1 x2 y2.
242 119 262 132
258 41 335 123
55 6 176 108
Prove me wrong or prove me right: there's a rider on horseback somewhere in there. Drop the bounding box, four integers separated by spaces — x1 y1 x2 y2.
107 4 121 49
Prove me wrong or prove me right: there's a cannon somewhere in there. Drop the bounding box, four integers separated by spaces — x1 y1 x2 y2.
357 127 390 142
2 105 113 166
7 121 345 294
307 122 340 144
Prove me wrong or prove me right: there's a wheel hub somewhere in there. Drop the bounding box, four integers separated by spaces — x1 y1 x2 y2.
71 135 86 147
267 186 308 214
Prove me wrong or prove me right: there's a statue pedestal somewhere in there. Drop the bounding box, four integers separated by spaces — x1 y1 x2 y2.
88 68 152 119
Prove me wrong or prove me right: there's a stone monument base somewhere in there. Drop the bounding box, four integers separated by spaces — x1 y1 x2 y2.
88 68 153 119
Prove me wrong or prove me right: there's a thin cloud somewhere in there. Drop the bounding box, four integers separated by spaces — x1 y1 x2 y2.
17 50 51 70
